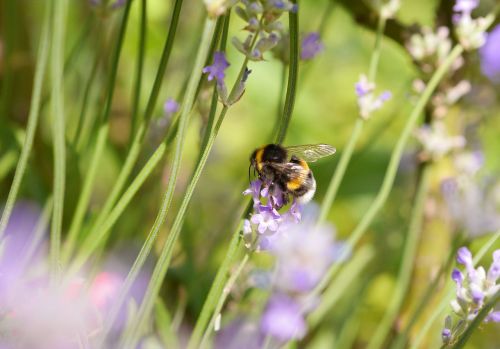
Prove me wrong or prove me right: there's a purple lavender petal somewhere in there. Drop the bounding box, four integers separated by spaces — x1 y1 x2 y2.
451 268 463 286
163 98 179 116
480 25 500 84
457 247 473 267
202 51 230 83
300 32 324 61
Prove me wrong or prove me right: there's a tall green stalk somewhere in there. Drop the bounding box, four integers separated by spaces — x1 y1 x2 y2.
0 3 51 240
367 164 431 349
275 2 299 144
317 14 386 224
115 18 218 348
188 7 301 348
49 0 68 279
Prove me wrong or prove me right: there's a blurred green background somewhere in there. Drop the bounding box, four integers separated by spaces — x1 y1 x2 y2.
1 0 499 347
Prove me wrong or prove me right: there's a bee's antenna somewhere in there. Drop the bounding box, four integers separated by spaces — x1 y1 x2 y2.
248 164 252 183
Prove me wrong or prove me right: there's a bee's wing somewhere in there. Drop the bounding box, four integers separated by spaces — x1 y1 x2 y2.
285 144 336 162
267 162 310 182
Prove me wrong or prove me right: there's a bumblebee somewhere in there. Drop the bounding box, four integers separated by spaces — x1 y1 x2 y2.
250 143 336 205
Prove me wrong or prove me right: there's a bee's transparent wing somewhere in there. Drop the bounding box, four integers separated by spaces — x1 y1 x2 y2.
268 162 310 181
285 144 336 162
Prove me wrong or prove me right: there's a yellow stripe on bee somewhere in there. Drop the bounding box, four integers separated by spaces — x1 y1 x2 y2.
287 177 303 191
255 148 264 171
299 159 309 170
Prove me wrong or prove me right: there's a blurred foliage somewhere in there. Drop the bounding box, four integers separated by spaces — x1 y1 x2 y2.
0 0 499 348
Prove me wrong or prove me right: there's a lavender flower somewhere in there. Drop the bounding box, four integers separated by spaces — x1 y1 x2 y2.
441 154 500 237
300 32 324 61
163 98 179 116
271 222 339 292
443 247 500 344
355 74 392 119
203 51 230 84
414 122 465 160
260 294 307 342
480 25 500 83
453 0 494 50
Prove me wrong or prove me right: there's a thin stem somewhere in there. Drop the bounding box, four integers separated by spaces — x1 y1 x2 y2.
317 15 386 224
411 231 500 349
312 44 464 299
450 291 500 349
367 164 431 349
130 0 148 137
275 0 299 144
62 0 133 263
199 253 250 348
49 0 68 279
0 3 51 240
114 18 218 348
368 14 386 83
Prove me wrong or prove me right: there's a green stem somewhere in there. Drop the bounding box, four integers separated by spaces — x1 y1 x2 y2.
130 0 147 137
62 0 133 263
72 45 101 149
199 253 250 348
115 18 218 348
317 15 386 224
411 231 500 349
313 45 464 298
0 2 51 240
367 164 431 349
275 0 299 144
450 291 500 349
49 0 68 279
368 14 386 83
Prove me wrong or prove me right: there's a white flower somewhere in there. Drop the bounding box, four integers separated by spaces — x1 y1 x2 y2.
414 122 465 160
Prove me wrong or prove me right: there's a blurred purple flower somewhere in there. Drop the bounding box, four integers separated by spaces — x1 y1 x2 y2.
300 32 324 61
203 51 230 83
163 98 179 116
272 222 339 292
260 294 306 342
480 25 500 83
355 75 392 119
453 0 478 15
441 176 500 237
89 0 126 9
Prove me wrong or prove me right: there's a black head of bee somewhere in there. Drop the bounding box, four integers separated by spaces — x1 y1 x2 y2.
261 144 288 163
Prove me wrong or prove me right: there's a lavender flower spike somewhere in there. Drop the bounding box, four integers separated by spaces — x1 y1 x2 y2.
260 294 307 342
480 24 500 84
300 32 324 61
355 74 392 119
202 51 230 83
